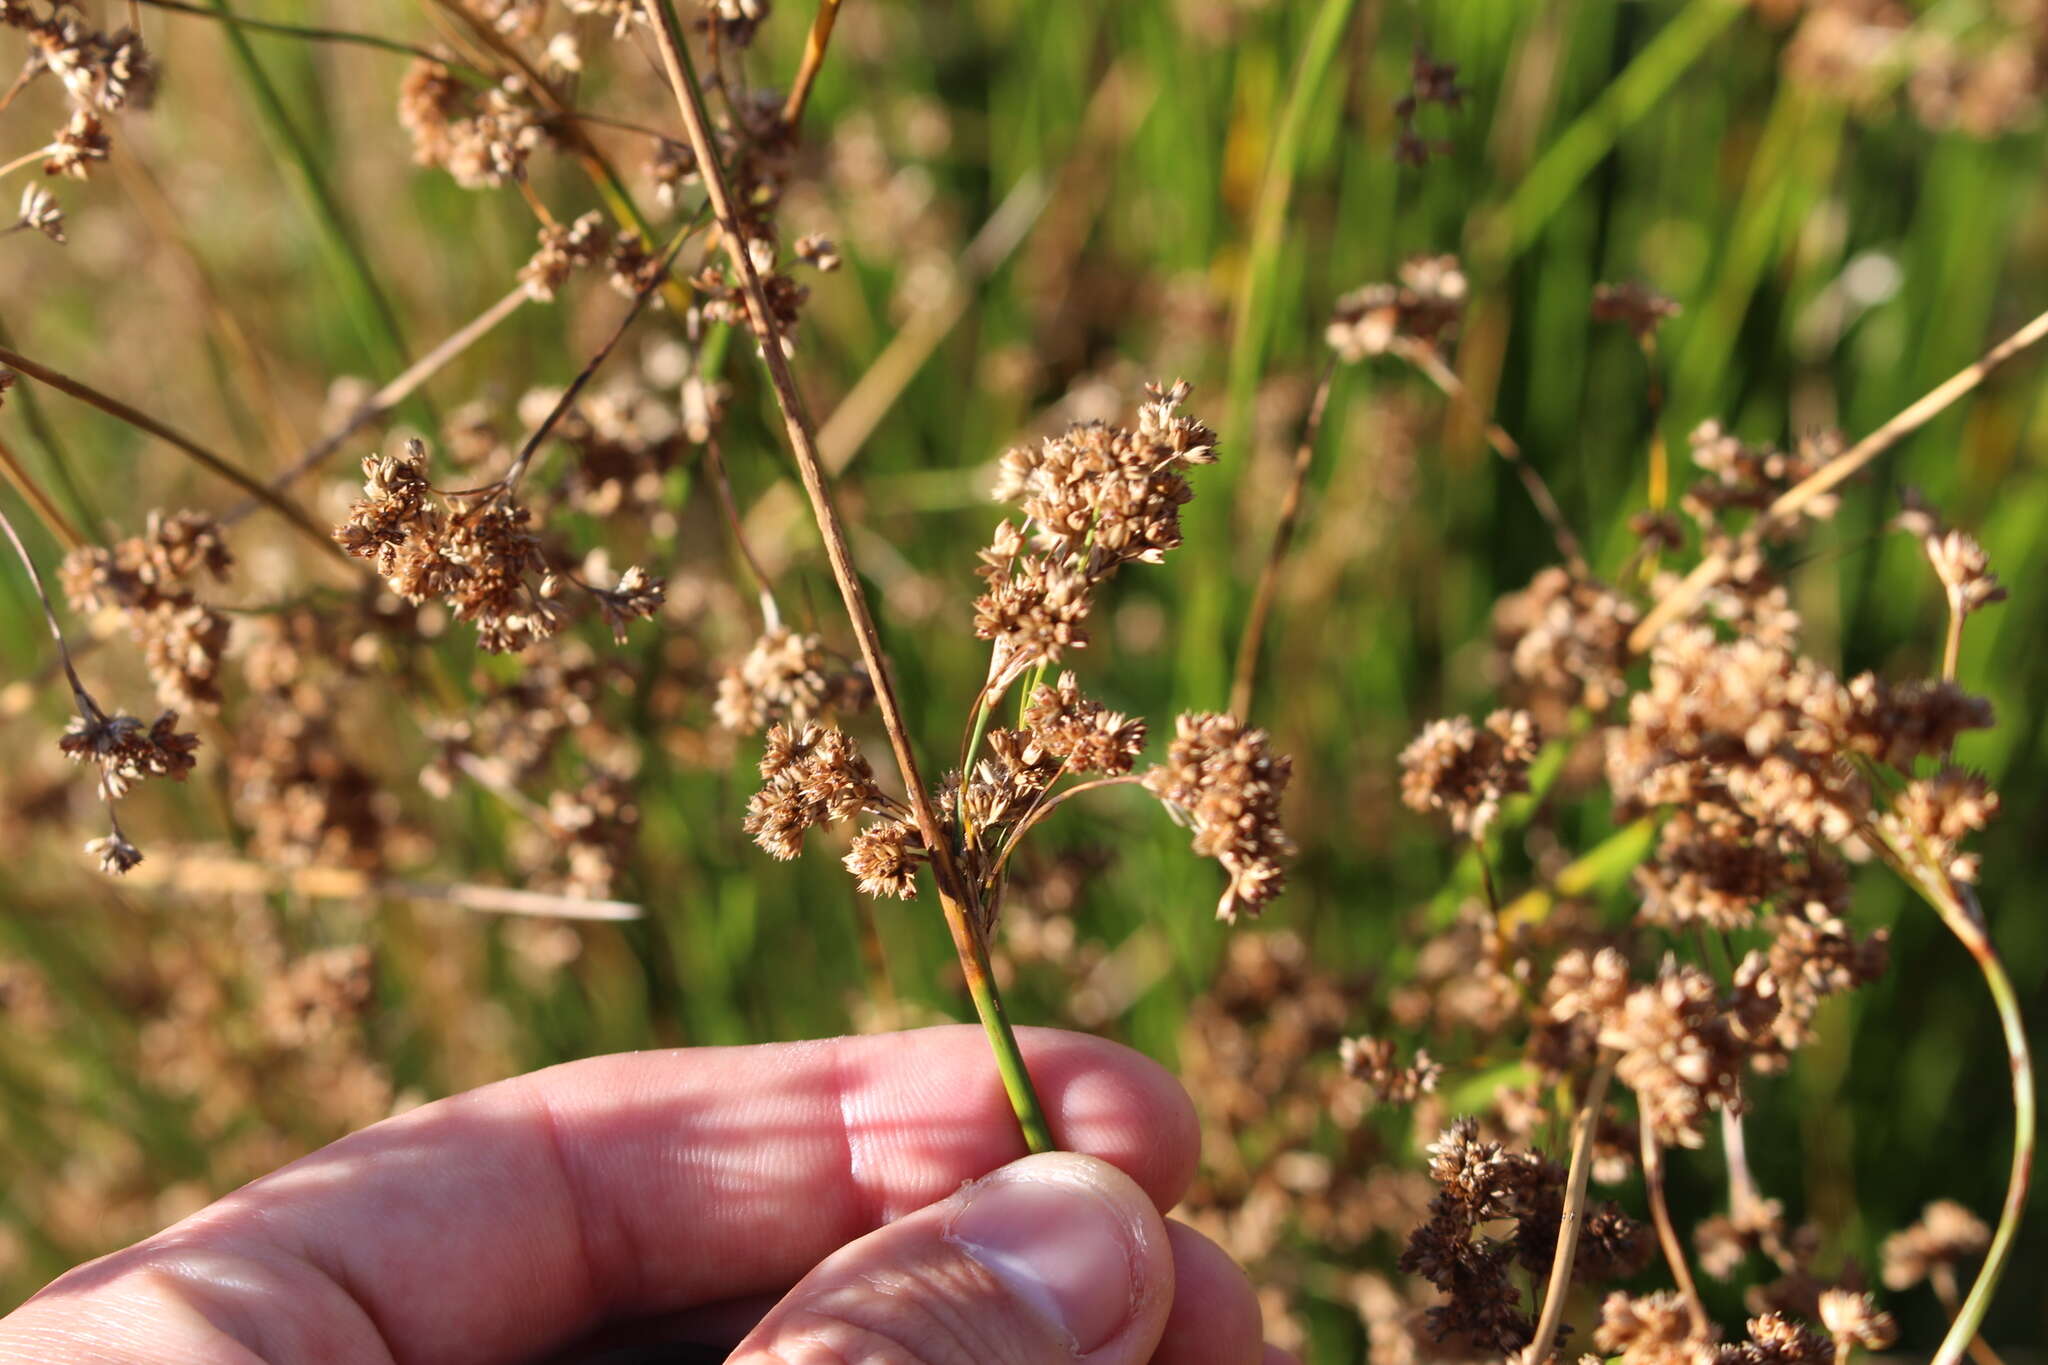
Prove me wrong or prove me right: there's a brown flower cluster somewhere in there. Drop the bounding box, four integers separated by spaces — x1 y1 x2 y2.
1880 1199 1989 1292
715 625 871 734
1340 1034 1442 1106
1399 709 1539 840
519 211 610 301
742 721 903 863
1494 567 1641 719
1326 256 1467 361
57 706 198 874
62 509 234 713
333 439 661 653
1021 671 1147 775
0 2 152 198
1593 281 1682 341
1393 48 1466 166
1143 711 1294 922
975 380 1217 679
399 62 550 190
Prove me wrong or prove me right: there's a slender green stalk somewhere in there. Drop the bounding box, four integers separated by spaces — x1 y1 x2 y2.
1482 0 1743 262
639 0 1053 1152
1187 0 1357 705
206 0 420 410
1929 899 2033 1365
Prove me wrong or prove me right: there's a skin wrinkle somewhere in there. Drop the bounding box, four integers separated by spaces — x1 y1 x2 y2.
525 1078 621 1330
829 1038 879 1237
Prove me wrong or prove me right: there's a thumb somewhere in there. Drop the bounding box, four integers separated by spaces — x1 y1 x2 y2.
727 1151 1175 1364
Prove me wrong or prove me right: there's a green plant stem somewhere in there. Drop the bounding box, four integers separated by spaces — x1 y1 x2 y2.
639 0 1053 1153
1930 904 2033 1365
206 0 422 420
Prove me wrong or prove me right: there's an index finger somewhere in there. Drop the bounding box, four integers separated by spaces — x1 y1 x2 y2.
8 1025 1198 1365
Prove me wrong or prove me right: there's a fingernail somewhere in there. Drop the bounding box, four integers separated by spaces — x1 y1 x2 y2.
946 1164 1141 1354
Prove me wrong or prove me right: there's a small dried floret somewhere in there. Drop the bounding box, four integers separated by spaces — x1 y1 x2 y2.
590 564 664 644
1593 281 1681 339
1727 1312 1833 1365
1339 1034 1441 1105
1142 711 1294 922
1598 958 1775 1148
1326 255 1467 360
1595 1290 1712 1364
17 183 62 242
546 771 639 899
519 211 609 301
83 830 143 875
715 626 871 733
744 722 891 860
1881 1199 1990 1290
843 818 926 899
794 233 841 271
1683 420 1839 530
44 108 108 178
1881 769 1998 884
1816 1290 1895 1351
1493 567 1640 716
1021 671 1147 775
60 709 199 801
1399 709 1540 839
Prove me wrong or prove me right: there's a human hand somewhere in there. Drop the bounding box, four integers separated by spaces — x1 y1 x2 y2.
0 1025 1294 1364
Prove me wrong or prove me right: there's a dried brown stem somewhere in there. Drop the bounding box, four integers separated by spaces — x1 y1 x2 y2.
121 852 642 920
1230 357 1337 719
0 434 85 551
1641 1118 1712 1339
780 0 844 134
1632 305 2048 652
0 344 341 559
1524 1057 1616 1365
704 434 781 625
248 284 533 511
0 499 96 714
1395 337 1587 575
638 0 1052 1150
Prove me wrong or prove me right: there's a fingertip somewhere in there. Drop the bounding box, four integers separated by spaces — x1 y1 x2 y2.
1014 1026 1199 1211
1153 1220 1267 1365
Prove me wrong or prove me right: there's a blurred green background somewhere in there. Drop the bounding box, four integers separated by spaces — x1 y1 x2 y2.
0 0 2045 1358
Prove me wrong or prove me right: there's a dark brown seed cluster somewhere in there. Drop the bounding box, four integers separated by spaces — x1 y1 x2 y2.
334 439 661 653
742 722 902 862
399 62 549 190
1339 1034 1441 1106
1393 48 1466 167
57 707 198 874
1593 281 1682 341
1142 712 1294 922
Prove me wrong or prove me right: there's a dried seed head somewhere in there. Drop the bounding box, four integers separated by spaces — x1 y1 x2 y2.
1494 567 1641 716
1594 1290 1713 1363
794 233 841 272
83 828 142 876
17 182 62 242
1727 1312 1833 1365
1399 709 1540 839
59 709 199 801
744 722 890 860
715 626 871 733
1881 769 1998 884
1340 1035 1442 1105
1021 671 1147 775
44 108 108 178
1881 1199 1990 1290
1143 711 1294 921
1326 255 1467 360
843 817 926 899
1592 281 1681 340
519 211 609 301
590 564 664 644
1816 1290 1895 1351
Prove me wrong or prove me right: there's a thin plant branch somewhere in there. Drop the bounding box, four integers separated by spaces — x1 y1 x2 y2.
639 0 1054 1153
1394 337 1588 575
1230 356 1337 719
0 344 343 558
704 434 782 626
121 851 643 920
1640 1117 1712 1339
135 0 465 66
780 0 844 134
1524 1057 1617 1365
0 498 96 713
0 434 84 552
1632 305 2048 652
